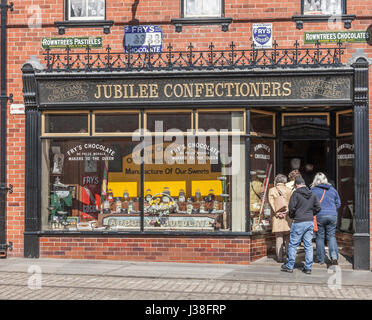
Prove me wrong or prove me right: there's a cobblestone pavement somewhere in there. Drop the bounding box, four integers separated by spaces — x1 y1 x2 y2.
0 272 371 300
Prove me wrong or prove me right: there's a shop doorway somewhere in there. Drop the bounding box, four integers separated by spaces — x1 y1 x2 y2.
282 140 329 187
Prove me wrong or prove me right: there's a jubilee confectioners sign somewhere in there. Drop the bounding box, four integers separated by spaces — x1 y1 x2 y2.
37 75 352 106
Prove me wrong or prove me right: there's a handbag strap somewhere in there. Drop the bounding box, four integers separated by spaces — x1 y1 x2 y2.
319 189 326 203
275 186 283 197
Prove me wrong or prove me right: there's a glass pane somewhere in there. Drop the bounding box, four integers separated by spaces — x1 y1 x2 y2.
95 113 139 133
283 114 328 127
250 138 275 233
87 0 105 18
143 135 245 232
303 0 342 15
198 111 244 132
41 138 140 231
70 0 87 18
146 113 192 132
250 111 274 136
337 137 354 233
338 112 353 135
185 0 221 16
44 114 89 134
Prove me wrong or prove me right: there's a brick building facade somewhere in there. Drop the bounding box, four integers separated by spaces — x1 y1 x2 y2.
0 0 371 269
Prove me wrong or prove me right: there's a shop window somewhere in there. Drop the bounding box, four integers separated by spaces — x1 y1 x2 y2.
145 110 193 134
336 110 353 137
303 0 343 15
183 0 222 17
250 109 275 137
41 138 141 231
282 113 329 127
67 0 105 20
93 111 140 136
143 135 246 232
42 112 90 136
336 136 354 233
196 109 245 134
250 138 275 233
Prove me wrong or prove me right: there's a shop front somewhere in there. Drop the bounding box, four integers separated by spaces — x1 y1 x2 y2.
21 43 370 269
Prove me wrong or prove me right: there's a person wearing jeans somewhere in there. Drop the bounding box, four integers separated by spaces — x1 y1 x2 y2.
286 221 314 271
316 215 338 263
311 172 341 265
281 177 321 274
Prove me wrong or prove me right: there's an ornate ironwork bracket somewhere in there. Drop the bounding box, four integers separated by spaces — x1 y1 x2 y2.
0 242 13 258
0 93 13 103
0 1 13 11
0 183 13 194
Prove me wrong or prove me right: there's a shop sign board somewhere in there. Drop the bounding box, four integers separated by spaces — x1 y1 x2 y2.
38 74 353 106
124 25 162 53
41 37 103 49
304 31 370 44
252 23 273 49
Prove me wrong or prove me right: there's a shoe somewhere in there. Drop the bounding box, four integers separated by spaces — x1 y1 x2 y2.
331 259 338 265
281 264 293 273
316 260 325 265
302 268 311 274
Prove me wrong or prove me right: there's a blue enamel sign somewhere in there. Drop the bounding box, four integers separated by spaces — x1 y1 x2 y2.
124 25 163 53
252 23 273 49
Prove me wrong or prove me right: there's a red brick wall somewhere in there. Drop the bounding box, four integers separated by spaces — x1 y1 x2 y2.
40 236 251 264
250 234 276 261
3 1 371 267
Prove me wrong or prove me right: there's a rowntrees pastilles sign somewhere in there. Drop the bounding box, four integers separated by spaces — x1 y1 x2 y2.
41 37 103 49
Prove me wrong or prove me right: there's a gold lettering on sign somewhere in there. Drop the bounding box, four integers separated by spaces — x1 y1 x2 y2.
114 85 123 99
282 82 292 96
250 83 260 97
261 82 271 97
138 84 148 98
94 85 102 99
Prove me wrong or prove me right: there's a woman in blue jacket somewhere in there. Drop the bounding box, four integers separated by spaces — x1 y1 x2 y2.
311 172 341 265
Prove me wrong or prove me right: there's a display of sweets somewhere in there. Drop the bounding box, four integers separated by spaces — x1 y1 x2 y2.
186 198 193 214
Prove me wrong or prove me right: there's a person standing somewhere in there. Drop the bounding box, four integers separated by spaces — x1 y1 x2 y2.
285 169 302 192
311 172 341 265
268 174 293 263
281 177 321 274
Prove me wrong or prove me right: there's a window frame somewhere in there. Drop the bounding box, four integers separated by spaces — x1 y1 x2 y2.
65 0 106 21
182 0 224 18
281 112 330 127
195 108 246 136
301 0 345 16
92 110 141 137
250 109 276 138
41 111 91 137
144 109 194 136
336 110 353 137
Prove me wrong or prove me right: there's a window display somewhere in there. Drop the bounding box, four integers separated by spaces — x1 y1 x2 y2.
41 110 246 233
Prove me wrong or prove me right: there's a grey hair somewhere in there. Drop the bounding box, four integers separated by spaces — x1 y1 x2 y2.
274 174 287 186
310 172 330 188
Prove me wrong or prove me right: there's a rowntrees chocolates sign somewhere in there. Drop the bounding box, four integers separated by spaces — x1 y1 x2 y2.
37 74 353 106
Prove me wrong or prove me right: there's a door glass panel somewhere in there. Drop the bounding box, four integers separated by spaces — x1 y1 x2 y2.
282 114 329 127
337 137 354 233
337 111 353 136
250 137 275 233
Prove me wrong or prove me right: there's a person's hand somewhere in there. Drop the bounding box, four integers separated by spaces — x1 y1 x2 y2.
277 213 284 219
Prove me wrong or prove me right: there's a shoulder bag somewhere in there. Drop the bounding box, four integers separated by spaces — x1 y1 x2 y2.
314 189 326 232
274 187 288 213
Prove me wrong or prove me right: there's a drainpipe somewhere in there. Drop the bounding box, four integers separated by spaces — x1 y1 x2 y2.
0 0 13 258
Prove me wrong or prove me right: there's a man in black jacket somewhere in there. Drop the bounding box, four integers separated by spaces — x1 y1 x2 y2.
281 177 321 274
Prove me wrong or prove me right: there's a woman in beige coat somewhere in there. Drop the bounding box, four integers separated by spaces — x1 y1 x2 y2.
268 174 293 263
